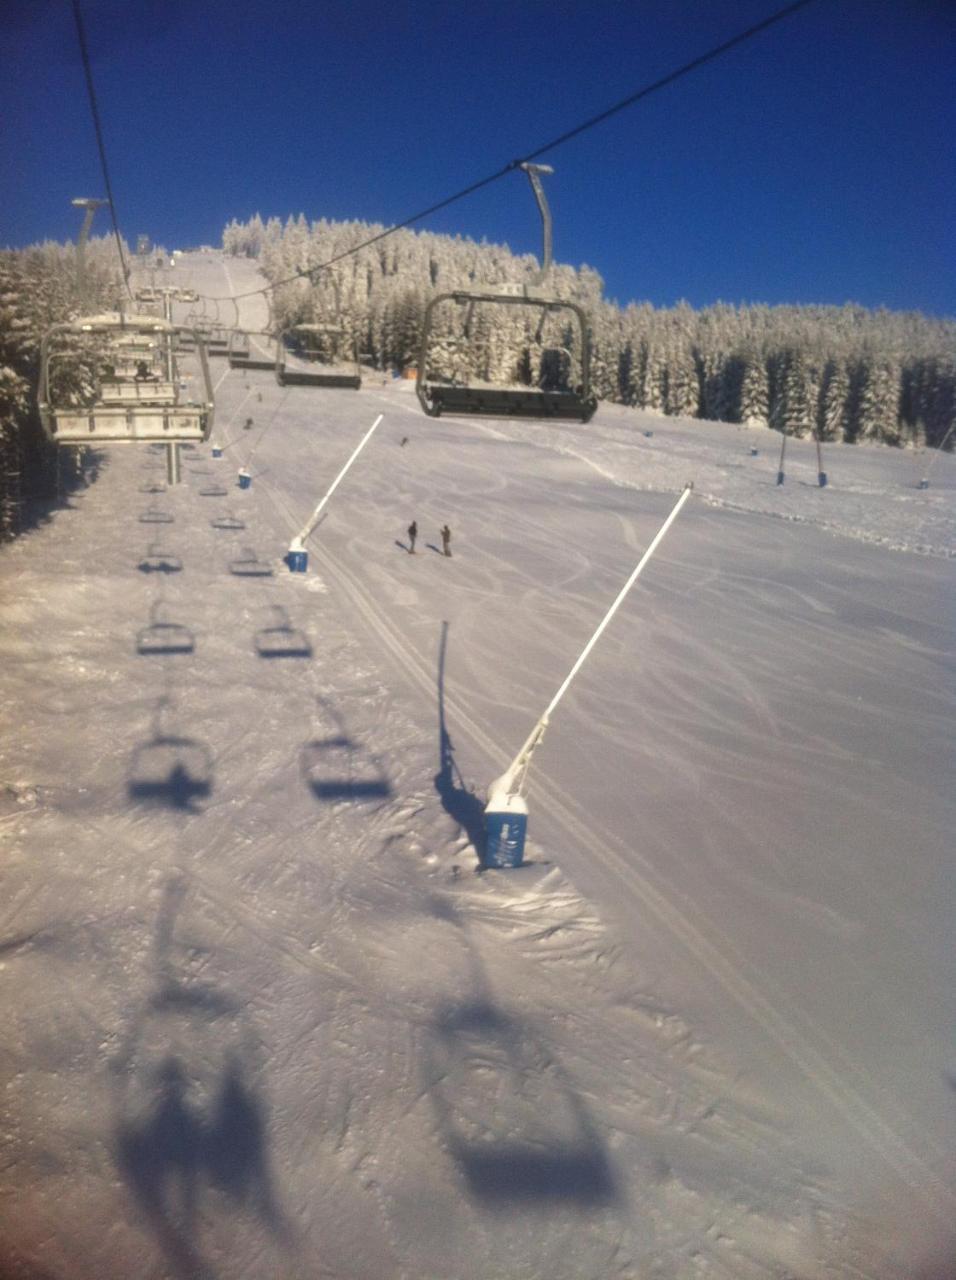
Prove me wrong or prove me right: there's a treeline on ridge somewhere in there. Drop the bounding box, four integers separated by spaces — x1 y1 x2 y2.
224 212 956 450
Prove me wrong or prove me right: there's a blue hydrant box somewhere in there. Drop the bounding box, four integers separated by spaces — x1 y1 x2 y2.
483 792 528 868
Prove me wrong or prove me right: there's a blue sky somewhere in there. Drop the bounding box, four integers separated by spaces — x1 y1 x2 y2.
3 0 954 314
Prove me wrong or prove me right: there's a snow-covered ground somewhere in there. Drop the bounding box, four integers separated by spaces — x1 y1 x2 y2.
1 254 953 1280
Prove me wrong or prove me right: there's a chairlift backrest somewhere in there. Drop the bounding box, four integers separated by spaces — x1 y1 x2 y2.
416 291 596 422
414 165 596 422
39 312 215 444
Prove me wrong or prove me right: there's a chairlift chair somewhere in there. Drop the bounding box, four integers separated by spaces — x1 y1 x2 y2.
203 326 231 357
275 323 362 389
417 165 597 423
39 313 214 445
228 330 276 371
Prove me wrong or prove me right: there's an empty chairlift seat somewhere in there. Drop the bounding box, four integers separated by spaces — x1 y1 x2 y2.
200 326 230 357
417 292 596 424
416 164 597 424
229 330 276 371
276 324 362 389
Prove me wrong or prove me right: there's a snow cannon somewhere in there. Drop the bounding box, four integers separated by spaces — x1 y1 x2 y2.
918 478 929 490
818 471 828 488
750 446 759 457
211 442 223 458
483 779 528 869
643 430 654 438
238 468 251 490
286 539 308 573
480 485 695 873
776 470 785 486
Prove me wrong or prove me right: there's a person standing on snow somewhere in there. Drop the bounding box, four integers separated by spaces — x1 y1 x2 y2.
407 520 418 554
440 524 452 557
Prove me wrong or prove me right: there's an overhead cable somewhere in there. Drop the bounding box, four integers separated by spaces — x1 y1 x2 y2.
214 0 819 303
71 0 132 294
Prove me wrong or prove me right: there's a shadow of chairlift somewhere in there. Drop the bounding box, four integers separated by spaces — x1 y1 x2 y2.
254 605 312 658
198 483 229 497
136 602 195 656
128 734 212 810
139 481 167 495
300 733 391 801
128 705 212 811
229 548 273 577
210 512 246 531
139 505 174 524
138 543 183 574
426 999 617 1208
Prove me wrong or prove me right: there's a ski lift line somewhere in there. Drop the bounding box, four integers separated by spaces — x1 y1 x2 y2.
215 387 257 453
71 0 132 294
245 389 292 467
493 483 694 801
291 414 385 549
921 421 956 480
204 0 820 305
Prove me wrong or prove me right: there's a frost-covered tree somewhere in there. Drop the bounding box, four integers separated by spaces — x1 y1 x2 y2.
739 353 770 426
817 358 850 441
665 343 700 418
857 360 902 444
0 237 123 539
771 350 814 437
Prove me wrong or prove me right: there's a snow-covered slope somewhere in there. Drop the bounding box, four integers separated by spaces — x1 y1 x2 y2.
1 254 953 1280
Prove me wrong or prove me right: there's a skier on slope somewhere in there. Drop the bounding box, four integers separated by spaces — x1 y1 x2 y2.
440 524 452 557
407 520 418 554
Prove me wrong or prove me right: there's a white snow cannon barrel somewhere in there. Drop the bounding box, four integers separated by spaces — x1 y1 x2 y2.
238 467 251 490
283 413 384 576
482 483 695 871
484 781 529 869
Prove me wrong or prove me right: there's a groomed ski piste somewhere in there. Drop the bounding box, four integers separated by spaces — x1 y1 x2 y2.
2 253 954 1280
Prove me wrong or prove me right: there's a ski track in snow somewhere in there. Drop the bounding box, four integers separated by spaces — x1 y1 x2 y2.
1 254 954 1280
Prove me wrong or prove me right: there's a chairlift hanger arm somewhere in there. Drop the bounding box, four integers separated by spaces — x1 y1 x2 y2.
519 162 554 278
